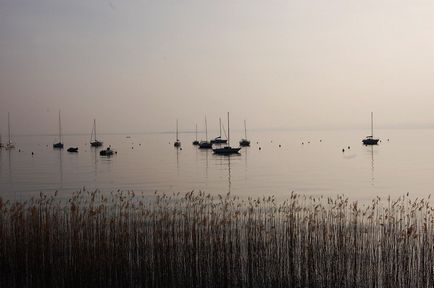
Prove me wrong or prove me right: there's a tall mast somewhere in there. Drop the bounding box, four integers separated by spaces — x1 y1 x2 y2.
8 112 11 144
371 112 373 137
176 119 179 141
58 110 62 143
195 124 198 141
94 119 97 141
227 112 230 146
205 116 208 141
219 118 222 138
244 120 247 138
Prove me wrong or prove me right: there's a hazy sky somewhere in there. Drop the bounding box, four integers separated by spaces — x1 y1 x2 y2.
1 0 434 135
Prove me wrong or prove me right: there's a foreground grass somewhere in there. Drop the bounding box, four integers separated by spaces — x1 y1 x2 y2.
0 190 433 287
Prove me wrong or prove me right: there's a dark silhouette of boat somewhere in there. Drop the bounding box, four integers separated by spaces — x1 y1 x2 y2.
239 120 250 147
362 112 379 145
210 118 227 144
199 116 213 149
192 124 199 145
100 147 114 156
90 119 103 147
53 110 64 149
174 119 181 147
67 147 78 153
213 112 241 155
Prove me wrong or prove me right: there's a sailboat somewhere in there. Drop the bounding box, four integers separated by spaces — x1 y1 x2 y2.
53 110 64 149
174 119 181 147
362 112 379 145
90 119 103 147
199 116 212 149
210 118 228 144
213 112 241 155
239 120 250 147
6 112 15 149
192 124 199 145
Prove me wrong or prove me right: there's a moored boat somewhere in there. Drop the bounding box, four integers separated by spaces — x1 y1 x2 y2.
213 112 241 155
362 112 379 145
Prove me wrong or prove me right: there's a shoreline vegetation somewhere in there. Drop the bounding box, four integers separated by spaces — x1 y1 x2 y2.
1 190 433 287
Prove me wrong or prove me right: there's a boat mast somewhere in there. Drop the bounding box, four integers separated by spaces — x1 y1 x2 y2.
244 120 247 139
205 116 208 141
94 119 97 141
8 112 11 145
58 110 62 143
371 112 373 137
176 119 179 141
195 124 198 141
227 112 230 146
219 118 222 138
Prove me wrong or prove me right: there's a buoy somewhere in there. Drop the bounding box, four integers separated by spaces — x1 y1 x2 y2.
31 152 34 155
320 139 322 142
308 141 310 144
342 149 345 152
348 146 350 149
279 144 281 147
259 147 261 150
302 142 304 145
180 148 183 150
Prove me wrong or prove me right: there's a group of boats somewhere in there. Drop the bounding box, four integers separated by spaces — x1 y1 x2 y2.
51 112 109 155
0 112 380 155
174 112 250 155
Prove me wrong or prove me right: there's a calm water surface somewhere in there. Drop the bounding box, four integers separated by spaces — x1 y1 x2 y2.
1 129 433 201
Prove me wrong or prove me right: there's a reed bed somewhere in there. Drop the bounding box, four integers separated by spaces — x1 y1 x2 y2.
1 189 433 287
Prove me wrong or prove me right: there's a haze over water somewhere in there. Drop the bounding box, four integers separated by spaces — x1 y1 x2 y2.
1 128 433 201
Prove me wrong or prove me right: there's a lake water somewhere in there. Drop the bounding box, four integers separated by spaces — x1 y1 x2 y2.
1 129 433 201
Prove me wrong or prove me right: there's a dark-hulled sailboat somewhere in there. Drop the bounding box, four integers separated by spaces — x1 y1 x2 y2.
362 112 379 145
239 120 250 147
90 119 103 147
213 112 241 155
53 110 64 149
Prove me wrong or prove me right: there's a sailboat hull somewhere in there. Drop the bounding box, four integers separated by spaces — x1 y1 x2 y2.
239 139 250 147
91 141 103 147
199 141 212 149
213 146 241 155
362 138 379 145
53 142 64 149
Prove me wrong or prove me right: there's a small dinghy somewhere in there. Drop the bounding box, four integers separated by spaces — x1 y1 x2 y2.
100 147 115 156
67 147 78 153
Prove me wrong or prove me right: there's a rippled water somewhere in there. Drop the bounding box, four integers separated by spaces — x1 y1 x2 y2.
1 129 433 200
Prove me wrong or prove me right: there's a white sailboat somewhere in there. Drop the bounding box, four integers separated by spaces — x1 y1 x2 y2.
213 112 241 155
53 110 64 149
174 119 181 147
239 120 250 147
6 112 15 149
90 119 103 147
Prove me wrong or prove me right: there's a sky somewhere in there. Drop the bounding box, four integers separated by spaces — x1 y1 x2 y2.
1 0 434 135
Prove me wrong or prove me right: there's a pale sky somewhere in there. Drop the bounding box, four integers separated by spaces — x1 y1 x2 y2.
1 0 434 135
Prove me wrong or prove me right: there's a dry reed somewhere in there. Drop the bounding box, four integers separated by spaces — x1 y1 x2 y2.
0 190 433 287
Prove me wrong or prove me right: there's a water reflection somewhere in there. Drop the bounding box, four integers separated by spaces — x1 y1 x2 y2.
370 146 375 186
54 149 64 191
